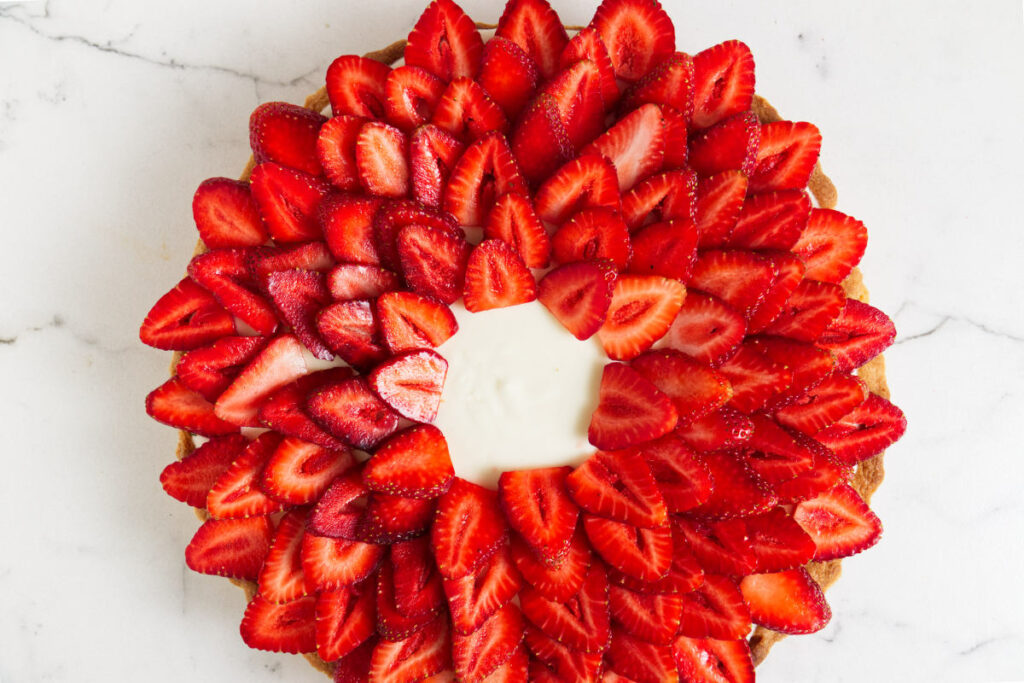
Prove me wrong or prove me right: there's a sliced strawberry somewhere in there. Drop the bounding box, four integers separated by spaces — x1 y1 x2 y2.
661 105 689 171
213 334 308 426
205 432 285 518
716 342 793 414
432 77 509 142
694 170 748 248
691 452 776 520
140 278 235 351
192 177 268 249
452 604 524 682
483 192 551 268
320 193 384 265
688 111 761 177
540 59 606 150
398 223 472 304
326 54 390 118
818 298 897 373
145 377 238 437
184 515 273 581
746 251 805 334
673 636 754 683
260 437 354 506
534 154 621 225
775 372 869 435
622 169 698 232
510 527 591 603
774 450 850 505
524 624 603 682
187 248 278 335
390 537 446 618
240 595 317 654
792 208 868 283
248 241 335 289
161 434 248 507
689 249 775 319
537 259 618 340
741 414 818 483
177 336 268 401
478 36 539 121
356 121 409 198
370 614 451 681
598 274 684 360
364 424 454 498
675 517 755 577
463 239 538 312
677 574 750 640
607 522 704 595
373 199 460 272
590 0 675 82
609 584 682 645
743 508 816 573
266 269 332 360
662 292 745 366
629 219 699 281
637 435 713 512
582 103 664 192
794 483 882 560
368 349 448 423
258 508 310 603
498 466 578 565
567 449 667 528
317 115 364 192
334 638 378 683
740 568 831 634
584 514 672 583
606 627 678 682
376 290 459 352
749 121 822 192
315 586 376 663
315 300 387 370
674 407 753 452
405 0 483 81
815 392 906 465
509 93 575 186
496 0 569 80
249 101 325 177
632 349 731 424
752 336 835 407
328 264 401 301
249 162 332 243
520 562 610 654
691 40 755 129
445 544 523 634
256 366 353 445
728 190 811 250
302 531 385 591
622 51 694 121
433 479 507 579
307 377 402 450
377 557 444 640
762 279 845 341
386 65 446 132
552 207 632 271
589 362 678 450
309 470 369 539
411 124 467 210
480 645 527 682
359 493 438 544
444 132 526 227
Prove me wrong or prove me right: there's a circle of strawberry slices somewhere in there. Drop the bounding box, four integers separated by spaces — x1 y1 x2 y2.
140 0 908 680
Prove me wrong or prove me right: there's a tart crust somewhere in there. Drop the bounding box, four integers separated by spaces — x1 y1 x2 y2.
166 33 890 678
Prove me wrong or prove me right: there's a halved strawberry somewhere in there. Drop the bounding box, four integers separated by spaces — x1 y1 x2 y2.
662 291 745 366
675 517 755 576
632 349 731 424
326 54 390 118
628 219 699 280
746 251 805 333
140 278 235 351
161 434 248 507
552 207 632 271
749 121 822 193
445 544 523 634
260 437 354 506
376 290 459 352
743 508 816 573
609 584 682 645
689 249 775 319
605 627 678 682
377 556 444 640
498 467 578 565
184 515 273 581
328 264 402 301
674 407 753 452
444 132 526 227
213 334 308 426
364 424 454 498
317 115 364 192
589 362 678 450
794 483 882 560
568 449 667 528
694 170 748 248
496 0 569 80
258 508 309 603
688 111 761 177
432 77 509 143
398 223 472 304
510 93 575 185
483 192 551 268
307 377 402 450
691 452 776 520
356 121 409 198
817 298 896 373
534 154 621 225
673 636 754 683
433 479 508 579
386 65 446 132
524 624 603 682
792 208 868 284
249 162 332 243
582 103 664 192
677 574 750 640
478 36 539 121
463 239 538 312
206 432 287 519
775 372 869 435
762 279 846 341
691 40 755 130
621 51 694 120
590 0 675 82
249 101 325 177
316 300 389 370
537 259 618 340
452 603 524 682
740 568 831 634
370 614 451 682
598 274 685 360
188 248 278 335
622 169 698 232
510 527 591 603
405 0 483 82
315 586 376 663
368 349 448 423
638 435 713 512
815 392 907 465
520 562 610 654
176 336 267 401
302 531 385 591
266 269 333 360
411 124 467 209
390 537 446 618
728 190 811 250
540 59 607 150
192 177 268 249
717 342 793 414
319 193 384 265
359 493 438 544
145 377 238 437
240 595 317 654
584 514 672 583
309 470 368 539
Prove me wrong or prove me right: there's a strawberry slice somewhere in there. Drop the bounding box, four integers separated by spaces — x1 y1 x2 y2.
752 337 835 408
259 369 354 444
510 528 591 603
240 595 317 654
309 471 369 539
815 392 907 465
376 290 459 352
607 522 704 594
334 638 378 683
561 25 619 103
598 274 685 360
307 377 402 450
534 154 621 225
184 515 273 581
746 251 805 334
589 362 677 450
432 77 509 143
605 627 678 681
452 603 524 682
661 104 690 171
567 449 667 528
206 432 286 519
498 466 578 565
762 279 846 341
358 493 438 544
176 336 267 401
187 248 278 335
315 586 376 663
740 568 831 634
590 0 675 82
728 190 811 250
160 434 248 507
398 223 472 304
537 259 618 340
678 574 751 640
377 557 444 640
496 0 569 80
632 349 732 424
370 615 452 681
674 407 753 452
691 452 776 520
317 115 364 192
385 65 446 132
818 298 897 373
356 121 409 198
609 584 682 645
583 514 672 582
390 537 446 618
750 121 822 192
481 645 528 682
328 264 402 301
637 435 713 513
248 241 334 290
520 562 610 654
249 162 332 243
694 170 748 248
792 208 868 284
405 0 483 82
774 450 851 505
478 36 539 121
192 177 268 249
483 192 551 268
794 483 882 560
524 624 603 682
673 636 754 683
140 278 236 351
662 291 745 366
622 169 698 232
444 132 526 227
717 342 793 414
258 508 309 603
540 59 606 150
368 349 448 423
741 414 819 483
260 437 354 506
213 334 308 426
691 40 755 130
688 111 761 177
621 51 694 119
444 544 523 634
411 124 467 209
510 93 575 185
146 373 240 437
266 269 332 360
432 478 507 579
373 199 460 272
364 424 454 498
320 193 384 265
676 517 755 577
775 372 869 435
249 101 325 177
629 219 699 281
689 249 775 318
463 239 538 312
743 508 817 573
552 207 632 271
316 300 389 370
582 103 664 191
326 54 390 118
302 532 385 592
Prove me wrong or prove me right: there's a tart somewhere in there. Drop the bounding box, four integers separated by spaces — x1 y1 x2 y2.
140 0 907 680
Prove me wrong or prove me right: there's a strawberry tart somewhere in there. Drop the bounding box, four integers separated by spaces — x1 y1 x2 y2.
140 0 907 680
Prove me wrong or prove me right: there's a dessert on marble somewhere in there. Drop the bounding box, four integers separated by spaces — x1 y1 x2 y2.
140 0 906 679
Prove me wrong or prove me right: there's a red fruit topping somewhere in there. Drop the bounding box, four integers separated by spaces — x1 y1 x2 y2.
377 557 443 640
688 111 761 177
762 279 846 341
207 432 287 519
537 259 618 340
356 121 410 198
607 523 704 595
598 274 684 360
520 562 611 653
754 336 835 407
160 434 248 507
584 514 672 582
794 483 883 560
510 528 591 603
478 36 539 121
249 162 332 243
661 104 690 171
213 334 308 427
302 532 384 592
266 269 333 360
775 372 869 435
792 208 868 284
818 298 897 373
552 207 632 270
317 115 364 192
743 508 817 573
249 101 325 176
815 392 907 465
411 123 467 209
370 615 451 682
534 154 621 225
315 587 376 663
260 437 354 506
444 544 523 634
628 219 699 280
675 517 754 577
582 103 665 191
590 0 675 82
622 51 695 119
307 377 402 450
741 414 818 483
675 407 753 452
432 77 509 143
249 241 334 288
364 424 454 498
510 93 575 185
368 349 448 423
140 278 235 351
483 192 551 268
632 349 731 424
749 120 822 193
145 376 239 437
524 624 603 682
258 508 309 603
326 54 390 118
567 449 667 528
692 452 776 520
498 467 578 564
695 170 748 248
662 291 745 366
405 0 484 82
678 574 751 640
622 169 698 232
385 65 446 132
691 40 755 129
359 493 438 544
729 189 811 250
746 251 805 333
444 132 525 226
185 515 273 581
398 223 472 305
589 362 678 450
192 177 268 249
740 568 831 634
188 248 278 336
316 300 390 371
176 336 267 401
373 199 459 272
463 239 538 312
328 263 402 301
432 479 507 579
637 435 713 512
319 193 383 265
673 636 754 683
240 595 317 654
390 537 446 618
606 627 678 682
540 59 607 150
717 342 793 414
334 638 378 683
452 603 524 682
609 584 682 645
376 290 459 352
689 249 775 318
561 25 619 103
496 0 569 80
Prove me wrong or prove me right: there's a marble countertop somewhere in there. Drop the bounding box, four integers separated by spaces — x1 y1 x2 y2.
1 0 1022 681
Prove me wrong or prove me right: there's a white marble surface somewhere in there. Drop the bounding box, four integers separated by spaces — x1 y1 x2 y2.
1 0 1022 681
